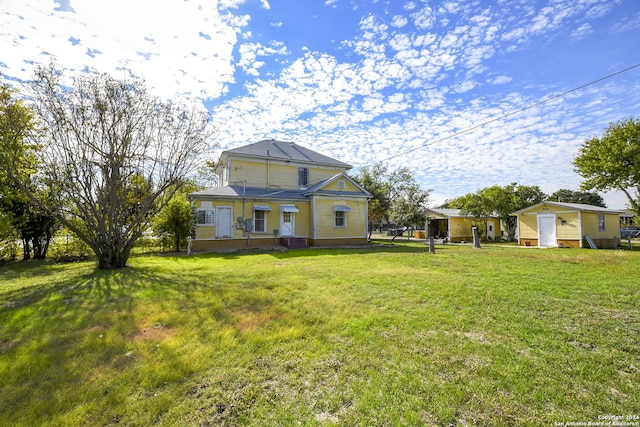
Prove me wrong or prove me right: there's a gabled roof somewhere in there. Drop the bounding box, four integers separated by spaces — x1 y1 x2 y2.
220 139 352 169
512 201 623 215
189 173 371 201
304 172 371 198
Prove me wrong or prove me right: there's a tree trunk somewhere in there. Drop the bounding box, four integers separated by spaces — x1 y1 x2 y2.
96 244 131 269
174 235 181 252
22 238 31 260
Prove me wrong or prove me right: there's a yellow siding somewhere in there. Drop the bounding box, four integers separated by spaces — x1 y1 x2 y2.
314 198 367 239
518 214 538 239
581 212 620 238
449 217 473 240
556 212 580 240
227 158 346 189
294 202 311 237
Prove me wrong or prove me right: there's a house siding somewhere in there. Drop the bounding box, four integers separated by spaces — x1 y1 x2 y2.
191 140 370 253
515 202 621 248
314 198 368 239
227 158 346 189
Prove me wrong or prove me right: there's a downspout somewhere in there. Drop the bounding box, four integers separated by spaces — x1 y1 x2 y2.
364 198 369 241
578 210 583 248
311 195 316 241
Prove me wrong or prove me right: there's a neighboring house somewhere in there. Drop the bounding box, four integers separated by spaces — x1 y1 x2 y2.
425 208 501 242
512 201 622 248
188 139 371 252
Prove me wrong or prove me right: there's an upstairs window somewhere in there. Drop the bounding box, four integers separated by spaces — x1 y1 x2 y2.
298 167 309 187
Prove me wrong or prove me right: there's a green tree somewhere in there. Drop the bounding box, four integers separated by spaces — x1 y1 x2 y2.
0 83 58 260
153 192 196 252
449 183 546 241
547 189 606 207
353 163 391 239
10 64 216 269
387 167 431 236
573 117 640 215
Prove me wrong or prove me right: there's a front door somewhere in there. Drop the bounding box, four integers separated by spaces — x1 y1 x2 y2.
538 214 556 247
215 206 233 238
280 211 295 237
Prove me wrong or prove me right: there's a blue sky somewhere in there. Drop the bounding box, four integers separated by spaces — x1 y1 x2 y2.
2 0 640 208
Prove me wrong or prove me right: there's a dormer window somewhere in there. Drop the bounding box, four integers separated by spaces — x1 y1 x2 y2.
298 167 309 187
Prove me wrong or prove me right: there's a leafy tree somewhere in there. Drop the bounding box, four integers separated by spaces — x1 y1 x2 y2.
0 83 58 260
353 163 391 239
387 166 431 231
9 64 216 269
449 183 546 241
153 189 198 252
573 117 640 215
354 163 430 240
547 189 606 207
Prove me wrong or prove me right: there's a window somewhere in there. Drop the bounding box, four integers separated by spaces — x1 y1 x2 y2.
334 211 346 227
196 209 214 225
337 180 345 189
298 167 309 187
598 213 606 231
254 210 267 233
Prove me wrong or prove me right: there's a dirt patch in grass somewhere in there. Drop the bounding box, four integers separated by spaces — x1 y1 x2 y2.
132 322 176 342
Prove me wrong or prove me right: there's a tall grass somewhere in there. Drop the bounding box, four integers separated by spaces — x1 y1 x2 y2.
1 243 638 426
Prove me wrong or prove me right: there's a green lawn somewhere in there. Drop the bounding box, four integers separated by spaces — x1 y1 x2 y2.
1 243 638 426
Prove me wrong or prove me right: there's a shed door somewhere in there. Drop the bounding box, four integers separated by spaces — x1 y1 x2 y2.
538 214 556 247
487 221 495 240
215 206 233 238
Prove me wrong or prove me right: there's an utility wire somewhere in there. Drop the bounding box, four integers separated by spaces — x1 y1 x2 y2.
371 62 640 166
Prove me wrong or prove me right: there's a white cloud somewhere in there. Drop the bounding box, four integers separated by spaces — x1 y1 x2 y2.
571 23 593 40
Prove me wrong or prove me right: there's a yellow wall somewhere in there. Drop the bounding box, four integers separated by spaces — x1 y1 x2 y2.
313 198 367 239
225 158 346 189
449 217 473 241
581 212 620 238
194 198 314 239
516 205 621 247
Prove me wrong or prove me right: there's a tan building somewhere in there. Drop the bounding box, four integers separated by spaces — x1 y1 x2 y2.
425 208 501 242
512 201 622 248
189 140 371 252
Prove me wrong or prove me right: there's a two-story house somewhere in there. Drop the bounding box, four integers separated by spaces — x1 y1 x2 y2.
188 139 371 252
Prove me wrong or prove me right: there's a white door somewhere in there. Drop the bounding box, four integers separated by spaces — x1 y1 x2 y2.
215 206 233 238
280 211 295 237
487 221 495 240
538 214 556 247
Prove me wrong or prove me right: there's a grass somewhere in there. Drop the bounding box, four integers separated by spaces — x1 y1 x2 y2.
1 242 639 426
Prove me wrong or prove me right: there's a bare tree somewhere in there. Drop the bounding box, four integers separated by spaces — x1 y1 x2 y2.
23 64 216 268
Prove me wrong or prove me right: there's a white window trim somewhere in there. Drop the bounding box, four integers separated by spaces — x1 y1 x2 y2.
253 209 268 233
196 209 215 225
597 213 606 232
337 179 346 189
334 210 347 228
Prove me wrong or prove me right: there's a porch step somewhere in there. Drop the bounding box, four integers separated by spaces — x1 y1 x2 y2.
280 237 308 249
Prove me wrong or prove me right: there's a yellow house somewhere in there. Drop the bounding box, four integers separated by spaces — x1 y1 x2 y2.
512 201 622 248
425 208 501 242
189 140 371 252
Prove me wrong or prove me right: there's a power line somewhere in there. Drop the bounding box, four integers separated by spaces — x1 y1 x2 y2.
369 62 640 166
